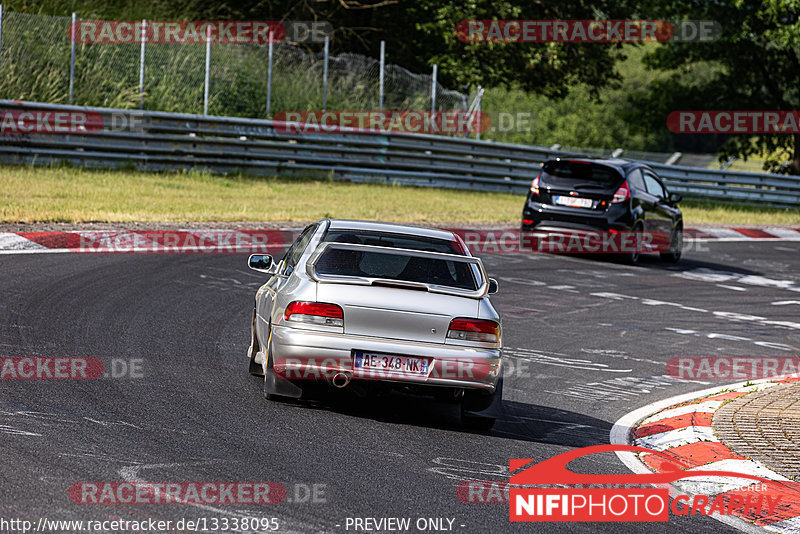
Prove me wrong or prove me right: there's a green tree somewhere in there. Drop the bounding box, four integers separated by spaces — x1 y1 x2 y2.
628 0 800 174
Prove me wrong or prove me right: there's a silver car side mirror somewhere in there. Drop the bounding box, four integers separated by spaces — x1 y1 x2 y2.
248 254 273 273
488 278 499 295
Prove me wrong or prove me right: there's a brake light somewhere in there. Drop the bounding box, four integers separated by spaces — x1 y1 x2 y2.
530 172 541 195
447 318 500 343
284 301 344 327
611 180 631 204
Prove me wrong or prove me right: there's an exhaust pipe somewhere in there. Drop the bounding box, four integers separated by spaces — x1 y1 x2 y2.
331 372 351 388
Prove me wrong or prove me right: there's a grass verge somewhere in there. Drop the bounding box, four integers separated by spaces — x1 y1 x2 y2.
1 165 798 225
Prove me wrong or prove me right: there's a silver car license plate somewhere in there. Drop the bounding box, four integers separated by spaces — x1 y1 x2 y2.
353 351 430 376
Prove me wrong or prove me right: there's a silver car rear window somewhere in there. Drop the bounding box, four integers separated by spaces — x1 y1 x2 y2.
323 230 464 254
314 247 478 291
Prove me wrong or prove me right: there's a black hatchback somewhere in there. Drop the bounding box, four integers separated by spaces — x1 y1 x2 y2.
521 158 683 263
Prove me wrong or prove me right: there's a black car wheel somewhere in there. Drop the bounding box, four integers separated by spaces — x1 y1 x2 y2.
623 223 644 265
660 225 683 263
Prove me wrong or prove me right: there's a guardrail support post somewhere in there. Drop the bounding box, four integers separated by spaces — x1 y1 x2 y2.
69 12 76 105
665 152 682 165
138 20 146 110
203 25 211 115
266 30 273 118
378 40 385 112
322 35 329 111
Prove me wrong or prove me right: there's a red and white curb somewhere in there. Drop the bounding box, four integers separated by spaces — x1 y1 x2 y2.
611 377 800 533
687 228 800 242
0 229 294 254
0 226 799 254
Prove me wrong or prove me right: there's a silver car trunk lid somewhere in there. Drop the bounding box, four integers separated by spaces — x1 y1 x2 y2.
308 243 487 343
316 284 477 343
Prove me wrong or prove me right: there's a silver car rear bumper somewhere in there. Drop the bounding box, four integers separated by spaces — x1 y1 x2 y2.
270 325 502 392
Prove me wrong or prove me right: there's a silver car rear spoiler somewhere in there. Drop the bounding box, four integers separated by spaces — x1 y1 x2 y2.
306 242 490 298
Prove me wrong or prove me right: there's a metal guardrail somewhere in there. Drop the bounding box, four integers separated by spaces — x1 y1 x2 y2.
1 99 799 207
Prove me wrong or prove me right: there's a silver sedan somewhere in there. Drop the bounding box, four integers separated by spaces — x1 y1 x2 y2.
246 219 503 429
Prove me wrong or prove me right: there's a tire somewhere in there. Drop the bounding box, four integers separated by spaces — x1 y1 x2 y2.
247 311 263 376
460 379 502 431
460 411 496 431
262 330 278 400
262 331 304 401
660 225 683 263
622 223 643 265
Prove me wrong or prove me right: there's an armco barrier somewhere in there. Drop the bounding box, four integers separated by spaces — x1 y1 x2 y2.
1 100 799 207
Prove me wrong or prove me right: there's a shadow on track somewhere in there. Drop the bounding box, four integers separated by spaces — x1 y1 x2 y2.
247 378 612 446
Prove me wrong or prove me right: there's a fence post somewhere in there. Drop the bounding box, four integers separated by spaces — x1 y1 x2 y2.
430 64 438 116
203 25 211 115
322 35 329 111
69 12 76 105
430 64 437 133
378 40 385 112
476 85 482 140
266 30 273 118
0 5 5 74
138 19 146 110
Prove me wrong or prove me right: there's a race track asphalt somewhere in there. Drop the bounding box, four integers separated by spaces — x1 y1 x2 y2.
1 240 799 533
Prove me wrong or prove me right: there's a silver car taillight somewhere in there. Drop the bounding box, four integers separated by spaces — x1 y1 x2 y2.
447 318 500 343
284 301 344 327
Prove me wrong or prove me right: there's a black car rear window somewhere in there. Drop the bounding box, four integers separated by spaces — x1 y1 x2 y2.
543 161 622 187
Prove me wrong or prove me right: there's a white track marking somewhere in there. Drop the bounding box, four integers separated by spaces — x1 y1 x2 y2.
548 376 689 402
764 228 800 239
505 348 632 373
765 516 800 533
633 425 718 450
717 284 747 291
119 463 320 534
0 233 47 250
702 228 753 239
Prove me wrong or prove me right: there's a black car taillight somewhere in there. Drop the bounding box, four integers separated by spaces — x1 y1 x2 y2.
529 172 541 196
611 180 631 204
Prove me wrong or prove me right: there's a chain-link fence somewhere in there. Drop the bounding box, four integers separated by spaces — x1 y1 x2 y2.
0 9 470 121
